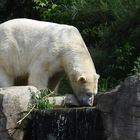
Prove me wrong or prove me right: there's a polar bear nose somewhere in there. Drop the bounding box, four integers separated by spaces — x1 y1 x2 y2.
86 92 94 105
78 93 94 106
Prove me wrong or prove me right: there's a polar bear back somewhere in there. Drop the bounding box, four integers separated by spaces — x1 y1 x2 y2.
0 18 90 77
0 18 84 49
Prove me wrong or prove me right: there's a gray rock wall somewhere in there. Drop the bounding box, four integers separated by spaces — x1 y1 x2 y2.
24 108 104 140
0 86 38 140
0 75 140 140
96 75 140 140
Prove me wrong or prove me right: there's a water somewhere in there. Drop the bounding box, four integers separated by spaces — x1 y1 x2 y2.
24 107 105 140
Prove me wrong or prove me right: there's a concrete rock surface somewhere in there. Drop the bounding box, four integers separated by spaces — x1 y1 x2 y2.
96 75 140 140
0 86 78 140
0 86 38 140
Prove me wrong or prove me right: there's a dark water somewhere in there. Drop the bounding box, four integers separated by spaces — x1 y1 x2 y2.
24 108 105 140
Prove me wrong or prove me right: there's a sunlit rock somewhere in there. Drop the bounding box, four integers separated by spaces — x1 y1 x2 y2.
0 86 38 140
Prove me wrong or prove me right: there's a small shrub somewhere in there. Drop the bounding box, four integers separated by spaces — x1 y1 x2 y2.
17 89 55 125
98 78 109 92
132 56 140 75
31 89 55 110
98 77 118 92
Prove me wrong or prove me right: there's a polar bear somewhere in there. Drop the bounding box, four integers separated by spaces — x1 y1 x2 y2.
0 19 99 106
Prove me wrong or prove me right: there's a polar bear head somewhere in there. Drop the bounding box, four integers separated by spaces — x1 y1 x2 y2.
69 73 100 106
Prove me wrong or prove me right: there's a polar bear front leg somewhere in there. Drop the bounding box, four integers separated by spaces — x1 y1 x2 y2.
0 69 14 87
28 70 49 90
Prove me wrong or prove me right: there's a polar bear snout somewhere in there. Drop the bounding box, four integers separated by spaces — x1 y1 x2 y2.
78 93 94 106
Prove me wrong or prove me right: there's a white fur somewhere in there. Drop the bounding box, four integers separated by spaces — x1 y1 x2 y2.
0 19 99 104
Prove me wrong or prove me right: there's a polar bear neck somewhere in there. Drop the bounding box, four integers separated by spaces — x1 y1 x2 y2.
62 48 96 80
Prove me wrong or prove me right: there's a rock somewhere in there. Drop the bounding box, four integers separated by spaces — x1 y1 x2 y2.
47 94 80 107
0 86 80 140
1 75 140 140
96 75 140 140
0 86 38 140
24 107 104 140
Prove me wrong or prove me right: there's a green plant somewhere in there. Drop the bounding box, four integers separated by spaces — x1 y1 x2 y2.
108 43 135 79
17 89 55 125
32 0 73 23
95 0 140 81
31 89 55 110
132 56 140 75
98 78 109 92
98 77 118 92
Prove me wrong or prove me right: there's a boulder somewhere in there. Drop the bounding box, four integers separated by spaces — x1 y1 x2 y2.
0 86 38 140
0 86 79 140
96 75 140 140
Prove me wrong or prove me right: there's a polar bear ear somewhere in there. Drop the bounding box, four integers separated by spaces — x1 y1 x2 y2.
96 74 100 79
77 76 86 83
